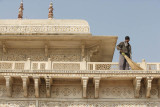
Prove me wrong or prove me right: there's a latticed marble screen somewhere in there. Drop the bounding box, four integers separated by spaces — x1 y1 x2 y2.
95 64 119 70
0 48 86 61
52 63 80 70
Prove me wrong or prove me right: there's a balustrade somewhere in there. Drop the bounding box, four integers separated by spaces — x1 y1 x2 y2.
0 59 159 71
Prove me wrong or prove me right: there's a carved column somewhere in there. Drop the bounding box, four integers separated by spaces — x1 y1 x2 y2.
81 77 89 98
4 76 13 97
33 76 40 98
93 77 101 98
21 76 29 97
133 77 142 98
145 77 153 98
25 58 31 70
45 76 52 98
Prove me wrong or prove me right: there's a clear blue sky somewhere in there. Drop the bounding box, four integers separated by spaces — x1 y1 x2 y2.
0 0 160 62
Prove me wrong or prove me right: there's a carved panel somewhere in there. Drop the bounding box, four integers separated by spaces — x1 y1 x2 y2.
40 85 46 98
0 85 7 97
0 25 90 34
0 101 36 107
2 48 47 61
12 85 23 98
150 85 158 98
1 48 85 62
39 101 160 107
52 63 80 70
100 86 134 98
28 85 35 98
51 85 82 98
32 63 38 70
87 85 94 98
49 49 81 62
0 62 12 69
95 64 119 70
88 63 119 70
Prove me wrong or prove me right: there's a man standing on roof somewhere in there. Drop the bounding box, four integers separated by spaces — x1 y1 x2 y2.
117 36 132 70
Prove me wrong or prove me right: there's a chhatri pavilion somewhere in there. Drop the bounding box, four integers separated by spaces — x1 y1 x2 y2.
0 1 160 107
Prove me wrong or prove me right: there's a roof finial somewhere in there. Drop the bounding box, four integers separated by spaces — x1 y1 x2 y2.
18 0 24 19
48 1 54 19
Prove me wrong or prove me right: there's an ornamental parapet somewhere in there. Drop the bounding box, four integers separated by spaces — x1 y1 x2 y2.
0 58 159 71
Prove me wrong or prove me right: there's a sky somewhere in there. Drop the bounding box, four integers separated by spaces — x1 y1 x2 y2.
0 0 160 62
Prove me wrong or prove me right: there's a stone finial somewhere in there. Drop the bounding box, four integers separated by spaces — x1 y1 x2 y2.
18 0 24 19
48 2 54 19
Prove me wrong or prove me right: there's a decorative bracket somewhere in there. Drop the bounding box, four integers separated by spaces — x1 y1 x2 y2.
2 41 7 53
33 76 40 98
89 45 100 58
133 77 142 98
45 44 49 57
21 76 29 97
81 41 85 59
145 77 153 98
4 76 13 97
93 77 101 98
45 76 52 98
81 77 89 98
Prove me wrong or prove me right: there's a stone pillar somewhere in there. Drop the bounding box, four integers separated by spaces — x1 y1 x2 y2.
81 77 89 98
140 59 147 70
33 76 40 98
80 58 87 70
48 58 52 70
145 77 153 98
93 77 101 98
133 77 142 98
26 58 31 70
4 76 13 97
45 76 52 98
21 76 29 97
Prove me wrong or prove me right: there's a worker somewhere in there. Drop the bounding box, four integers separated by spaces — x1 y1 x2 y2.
117 36 132 70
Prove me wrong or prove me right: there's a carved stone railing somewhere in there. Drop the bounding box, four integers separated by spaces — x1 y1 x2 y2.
0 58 160 71
146 63 160 70
87 62 119 70
0 61 26 70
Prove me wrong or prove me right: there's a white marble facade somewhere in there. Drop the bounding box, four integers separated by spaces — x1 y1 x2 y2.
0 19 160 107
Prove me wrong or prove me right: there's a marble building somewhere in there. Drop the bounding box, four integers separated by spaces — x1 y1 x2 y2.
0 1 160 107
